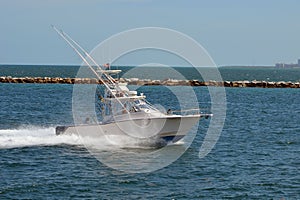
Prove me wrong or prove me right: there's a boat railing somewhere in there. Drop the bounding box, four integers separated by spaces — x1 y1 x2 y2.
169 108 211 116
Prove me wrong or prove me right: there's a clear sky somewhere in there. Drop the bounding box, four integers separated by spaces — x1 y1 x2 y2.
0 0 299 66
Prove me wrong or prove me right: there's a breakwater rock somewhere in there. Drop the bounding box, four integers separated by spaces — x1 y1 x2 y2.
0 77 100 84
0 76 299 88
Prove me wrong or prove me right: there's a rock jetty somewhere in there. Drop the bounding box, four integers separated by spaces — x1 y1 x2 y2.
0 77 100 84
0 76 299 88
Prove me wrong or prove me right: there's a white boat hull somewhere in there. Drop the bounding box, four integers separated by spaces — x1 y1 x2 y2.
56 115 203 144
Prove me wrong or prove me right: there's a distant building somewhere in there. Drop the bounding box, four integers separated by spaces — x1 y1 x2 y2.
275 59 300 68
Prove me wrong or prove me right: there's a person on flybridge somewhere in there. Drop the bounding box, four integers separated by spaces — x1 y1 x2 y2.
103 63 110 69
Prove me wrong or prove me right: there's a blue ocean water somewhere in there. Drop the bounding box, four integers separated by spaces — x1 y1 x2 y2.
1 65 300 81
0 67 299 199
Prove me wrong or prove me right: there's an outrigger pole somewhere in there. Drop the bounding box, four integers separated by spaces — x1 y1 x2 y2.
61 30 116 84
52 25 130 114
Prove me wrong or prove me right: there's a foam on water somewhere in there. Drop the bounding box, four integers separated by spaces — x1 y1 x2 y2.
0 126 82 149
0 126 173 150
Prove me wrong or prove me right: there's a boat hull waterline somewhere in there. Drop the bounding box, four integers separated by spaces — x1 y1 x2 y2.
56 115 208 145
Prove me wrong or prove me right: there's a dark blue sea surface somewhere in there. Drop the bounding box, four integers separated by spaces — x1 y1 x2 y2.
0 68 299 199
1 64 300 81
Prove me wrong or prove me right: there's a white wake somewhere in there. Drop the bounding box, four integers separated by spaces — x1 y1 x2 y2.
0 126 183 150
0 126 81 149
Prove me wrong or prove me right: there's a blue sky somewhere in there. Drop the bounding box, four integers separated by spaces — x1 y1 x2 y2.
0 0 299 66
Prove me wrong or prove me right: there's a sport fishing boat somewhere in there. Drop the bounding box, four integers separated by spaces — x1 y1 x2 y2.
53 26 212 144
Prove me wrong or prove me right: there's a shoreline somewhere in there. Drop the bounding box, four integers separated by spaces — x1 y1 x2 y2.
0 76 299 88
